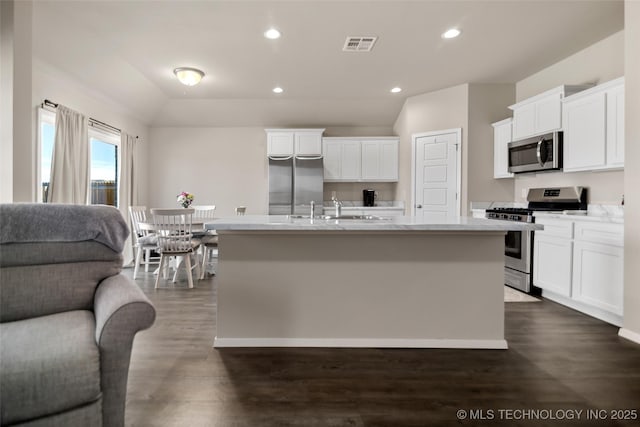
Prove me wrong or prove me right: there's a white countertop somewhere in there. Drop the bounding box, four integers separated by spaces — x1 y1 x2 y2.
533 211 624 224
207 215 541 232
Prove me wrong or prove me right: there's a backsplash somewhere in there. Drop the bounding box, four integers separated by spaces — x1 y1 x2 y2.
514 169 624 205
323 182 397 203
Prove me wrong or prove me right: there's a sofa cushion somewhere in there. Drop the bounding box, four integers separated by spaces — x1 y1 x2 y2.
0 311 102 425
0 261 122 322
0 241 122 268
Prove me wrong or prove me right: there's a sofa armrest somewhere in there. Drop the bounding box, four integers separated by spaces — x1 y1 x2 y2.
93 274 155 427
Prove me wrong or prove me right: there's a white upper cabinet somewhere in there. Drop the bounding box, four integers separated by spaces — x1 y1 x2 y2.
266 132 294 156
266 129 324 156
491 118 513 179
361 139 399 181
562 77 625 172
509 85 591 141
295 131 324 156
322 137 399 182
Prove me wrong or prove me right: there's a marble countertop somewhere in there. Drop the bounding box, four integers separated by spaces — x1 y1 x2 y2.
533 211 623 224
206 215 542 232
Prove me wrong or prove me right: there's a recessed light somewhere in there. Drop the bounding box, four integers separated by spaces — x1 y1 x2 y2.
390 87 402 93
264 28 281 39
442 28 461 39
273 87 284 94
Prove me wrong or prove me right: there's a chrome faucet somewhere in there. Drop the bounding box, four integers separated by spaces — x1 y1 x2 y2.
310 200 315 218
333 199 342 217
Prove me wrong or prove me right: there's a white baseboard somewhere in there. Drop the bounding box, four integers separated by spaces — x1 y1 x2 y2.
542 290 623 326
618 328 640 345
213 337 508 350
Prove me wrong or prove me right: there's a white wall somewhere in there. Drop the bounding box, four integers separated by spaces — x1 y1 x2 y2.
0 0 14 203
149 127 268 216
622 0 640 343
393 84 469 214
0 0 33 203
467 84 515 205
513 31 624 204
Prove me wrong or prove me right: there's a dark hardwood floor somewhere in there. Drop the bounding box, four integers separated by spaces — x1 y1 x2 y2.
124 268 640 427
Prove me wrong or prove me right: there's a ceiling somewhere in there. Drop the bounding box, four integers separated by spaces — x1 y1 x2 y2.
32 1 624 128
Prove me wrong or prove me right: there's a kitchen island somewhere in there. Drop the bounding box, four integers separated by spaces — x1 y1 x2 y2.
206 215 540 349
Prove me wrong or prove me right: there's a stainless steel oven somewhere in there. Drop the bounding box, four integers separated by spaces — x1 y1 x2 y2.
486 186 588 294
486 208 534 293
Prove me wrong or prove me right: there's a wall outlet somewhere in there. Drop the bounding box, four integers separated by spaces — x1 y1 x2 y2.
521 188 528 199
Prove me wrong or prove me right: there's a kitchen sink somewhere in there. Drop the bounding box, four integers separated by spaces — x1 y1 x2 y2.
286 214 388 221
319 215 388 220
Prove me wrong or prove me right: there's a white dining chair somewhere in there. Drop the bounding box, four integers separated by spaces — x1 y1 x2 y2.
129 206 160 279
192 205 218 279
150 208 200 289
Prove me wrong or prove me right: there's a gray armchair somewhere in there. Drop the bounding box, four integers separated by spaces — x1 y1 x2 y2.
0 204 156 427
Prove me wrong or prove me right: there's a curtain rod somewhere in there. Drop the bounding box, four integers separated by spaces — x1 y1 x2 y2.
42 99 138 139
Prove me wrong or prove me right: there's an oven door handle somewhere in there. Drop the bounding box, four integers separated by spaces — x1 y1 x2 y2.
536 139 545 166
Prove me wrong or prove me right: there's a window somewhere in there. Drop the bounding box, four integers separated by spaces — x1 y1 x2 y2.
37 108 120 206
89 129 119 206
37 108 56 203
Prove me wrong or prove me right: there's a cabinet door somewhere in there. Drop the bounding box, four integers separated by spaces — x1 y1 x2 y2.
361 140 398 181
572 241 624 315
535 92 562 133
563 92 606 172
493 122 513 179
341 141 361 180
606 85 625 167
267 132 294 156
512 103 535 140
379 140 399 181
295 132 323 156
361 141 380 180
533 235 573 297
323 140 342 180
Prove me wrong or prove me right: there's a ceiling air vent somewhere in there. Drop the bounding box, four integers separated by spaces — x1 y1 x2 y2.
343 36 377 52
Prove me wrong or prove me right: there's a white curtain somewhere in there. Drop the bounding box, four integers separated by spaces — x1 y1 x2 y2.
119 132 139 266
47 105 89 204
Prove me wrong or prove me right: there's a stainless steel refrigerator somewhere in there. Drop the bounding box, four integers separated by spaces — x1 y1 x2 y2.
268 155 323 216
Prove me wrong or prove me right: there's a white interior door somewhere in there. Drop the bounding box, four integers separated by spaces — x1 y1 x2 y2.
414 131 459 220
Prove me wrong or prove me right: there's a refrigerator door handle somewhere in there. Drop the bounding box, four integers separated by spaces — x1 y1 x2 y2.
268 155 294 161
294 155 323 160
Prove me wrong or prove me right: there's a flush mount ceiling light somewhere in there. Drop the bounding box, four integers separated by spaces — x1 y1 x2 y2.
442 28 461 39
272 87 284 94
390 87 402 93
173 67 204 86
264 28 281 39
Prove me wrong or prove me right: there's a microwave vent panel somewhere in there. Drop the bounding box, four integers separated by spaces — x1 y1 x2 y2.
343 36 377 52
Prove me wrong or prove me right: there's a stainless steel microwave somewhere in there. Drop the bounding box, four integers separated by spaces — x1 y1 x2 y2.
508 132 562 174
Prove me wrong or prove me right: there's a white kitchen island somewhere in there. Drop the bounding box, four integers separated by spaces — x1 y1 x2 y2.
206 215 540 350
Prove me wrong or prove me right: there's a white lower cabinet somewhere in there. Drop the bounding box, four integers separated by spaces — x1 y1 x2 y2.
534 235 573 297
533 216 624 325
572 222 624 317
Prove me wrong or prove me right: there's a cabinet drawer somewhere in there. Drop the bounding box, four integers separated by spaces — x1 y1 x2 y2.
574 222 623 246
534 217 573 239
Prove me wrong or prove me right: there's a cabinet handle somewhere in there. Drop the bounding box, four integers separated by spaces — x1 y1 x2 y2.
268 155 294 161
416 204 422 209
536 139 545 166
295 155 323 160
